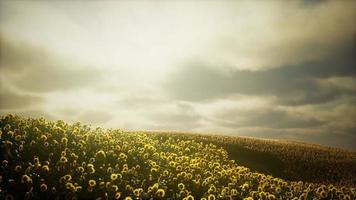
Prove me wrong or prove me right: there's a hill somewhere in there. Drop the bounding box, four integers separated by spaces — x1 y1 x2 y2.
0 115 355 200
146 131 356 186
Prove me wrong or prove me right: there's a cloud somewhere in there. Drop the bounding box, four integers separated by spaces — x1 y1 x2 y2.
13 67 103 92
146 102 202 130
317 77 356 93
1 1 354 75
183 94 356 150
164 54 356 105
221 109 326 129
198 1 356 71
0 37 53 72
0 89 43 109
189 95 326 130
273 102 356 150
0 1 355 150
116 92 169 110
0 37 104 93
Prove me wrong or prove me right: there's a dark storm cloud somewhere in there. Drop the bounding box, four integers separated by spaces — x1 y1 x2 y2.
0 37 104 92
164 45 356 105
0 89 43 109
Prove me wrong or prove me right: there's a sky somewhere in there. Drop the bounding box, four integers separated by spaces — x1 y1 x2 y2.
0 1 355 150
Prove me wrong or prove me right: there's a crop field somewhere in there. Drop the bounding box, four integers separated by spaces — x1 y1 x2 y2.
148 132 356 186
0 115 355 200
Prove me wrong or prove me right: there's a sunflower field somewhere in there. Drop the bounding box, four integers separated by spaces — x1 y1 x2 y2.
151 132 356 186
0 115 355 200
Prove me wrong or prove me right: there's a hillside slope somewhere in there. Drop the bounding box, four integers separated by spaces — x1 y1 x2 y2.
147 132 356 186
0 115 355 200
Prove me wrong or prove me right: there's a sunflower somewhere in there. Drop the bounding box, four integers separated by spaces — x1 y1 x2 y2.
178 183 185 191
186 195 194 200
176 165 182 171
208 185 216 193
14 165 22 172
40 134 47 141
51 186 57 193
107 167 113 174
208 194 216 200
89 180 96 187
133 188 142 196
143 153 149 159
96 150 106 159
241 183 249 191
320 190 328 198
19 144 24 151
40 183 48 192
119 153 127 160
2 160 8 167
5 194 14 200
111 173 118 181
231 189 238 196
115 192 121 199
14 135 21 141
76 186 83 192
77 166 84 173
21 174 31 184
59 156 68 164
344 195 351 200
169 161 176 167
268 194 276 200
163 170 169 176
89 157 95 164
24 191 32 200
151 167 159 174
156 189 165 198
61 137 68 145
87 164 95 174
64 174 72 181
110 185 119 192
65 182 74 190
187 173 193 179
